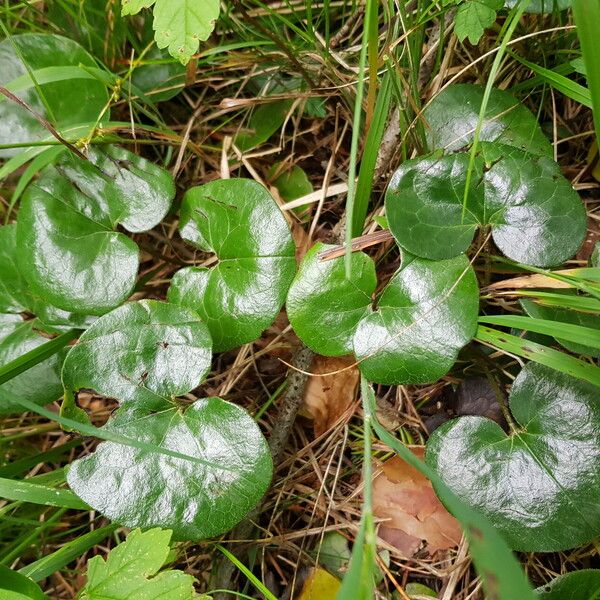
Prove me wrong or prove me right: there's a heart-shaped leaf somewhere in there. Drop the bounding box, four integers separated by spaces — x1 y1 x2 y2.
17 146 175 315
423 83 552 156
0 33 109 158
67 398 272 540
521 298 600 358
426 362 600 551
535 570 600 599
354 254 479 384
62 300 213 410
168 178 296 351
286 242 376 356
0 225 65 414
386 144 586 267
287 246 479 384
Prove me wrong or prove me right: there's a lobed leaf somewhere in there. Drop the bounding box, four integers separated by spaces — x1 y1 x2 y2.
168 178 296 352
426 362 600 551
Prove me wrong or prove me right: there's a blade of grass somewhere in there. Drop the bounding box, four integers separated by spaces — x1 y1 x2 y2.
215 544 278 600
478 315 600 349
476 325 600 387
361 379 536 600
0 328 79 386
509 291 600 312
0 477 88 510
573 0 600 142
336 376 377 600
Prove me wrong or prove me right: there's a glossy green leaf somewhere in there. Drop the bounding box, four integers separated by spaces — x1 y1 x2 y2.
152 0 220 65
17 145 175 315
386 144 586 267
235 101 293 153
79 528 197 600
0 565 48 600
286 243 376 356
168 178 295 351
426 362 600 551
131 47 186 103
535 570 600 599
0 315 64 415
505 0 571 12
454 0 503 45
521 298 600 357
0 33 108 158
62 300 212 410
269 163 314 203
424 84 552 155
67 398 272 540
354 254 479 384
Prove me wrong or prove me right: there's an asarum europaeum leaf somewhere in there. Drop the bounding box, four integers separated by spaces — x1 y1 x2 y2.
168 178 296 352
286 245 479 385
63 300 272 539
67 399 273 540
386 144 586 267
0 225 65 415
423 83 552 156
16 146 175 316
61 300 213 410
426 362 600 552
535 570 600 600
0 33 109 158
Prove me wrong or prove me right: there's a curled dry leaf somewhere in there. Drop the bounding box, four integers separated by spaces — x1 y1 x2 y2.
373 447 462 557
303 355 359 437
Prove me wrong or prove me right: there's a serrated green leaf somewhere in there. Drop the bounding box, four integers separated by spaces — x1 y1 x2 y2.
121 0 156 16
152 0 220 65
455 0 503 45
0 34 108 158
67 398 272 540
386 144 586 267
287 243 376 356
80 528 197 600
426 362 600 551
424 84 552 155
61 300 213 410
16 145 175 315
168 178 296 351
535 570 600 599
354 254 479 384
520 298 600 357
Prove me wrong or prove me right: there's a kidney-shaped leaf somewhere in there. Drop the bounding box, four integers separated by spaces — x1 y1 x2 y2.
17 146 175 315
168 178 296 351
386 145 586 267
0 33 108 158
287 242 376 356
535 570 600 600
67 398 272 540
354 254 479 384
62 300 212 410
287 245 479 385
423 83 552 156
426 362 600 551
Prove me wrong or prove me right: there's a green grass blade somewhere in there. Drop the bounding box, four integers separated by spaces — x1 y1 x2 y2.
351 69 393 237
215 545 278 600
0 329 79 386
0 440 83 479
362 380 536 600
476 326 600 387
573 0 600 142
19 524 118 582
512 291 600 312
0 477 88 510
478 315 600 349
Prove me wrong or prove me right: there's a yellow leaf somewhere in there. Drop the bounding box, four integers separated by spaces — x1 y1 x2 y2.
297 568 341 600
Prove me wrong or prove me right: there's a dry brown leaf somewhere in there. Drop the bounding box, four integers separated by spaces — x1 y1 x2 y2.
303 355 359 436
373 447 462 557
485 268 593 291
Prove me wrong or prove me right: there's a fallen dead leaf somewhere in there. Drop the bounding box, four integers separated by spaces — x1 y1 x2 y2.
302 355 359 437
373 447 462 557
485 268 596 291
